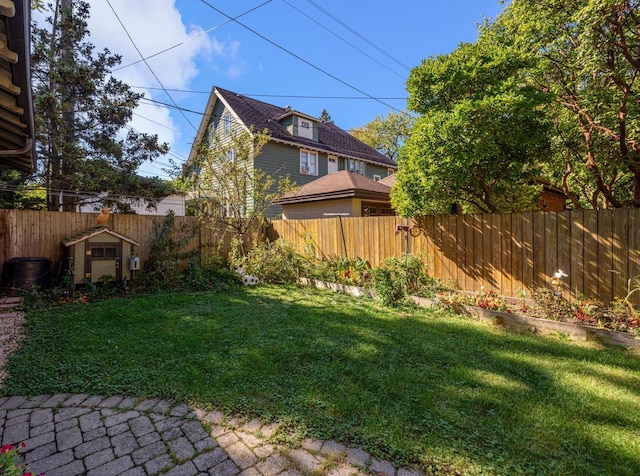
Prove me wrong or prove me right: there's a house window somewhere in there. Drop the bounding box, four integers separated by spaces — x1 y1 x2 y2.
300 150 318 175
224 113 231 134
227 148 235 161
348 158 365 176
373 174 381 181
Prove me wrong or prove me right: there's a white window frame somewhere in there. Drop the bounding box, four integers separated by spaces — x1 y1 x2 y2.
224 113 231 134
373 174 381 181
349 158 366 176
300 150 318 175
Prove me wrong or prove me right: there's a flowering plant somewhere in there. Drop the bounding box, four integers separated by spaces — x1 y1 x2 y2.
0 443 40 476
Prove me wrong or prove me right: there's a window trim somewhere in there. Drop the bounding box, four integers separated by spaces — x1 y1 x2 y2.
300 149 318 175
223 113 231 134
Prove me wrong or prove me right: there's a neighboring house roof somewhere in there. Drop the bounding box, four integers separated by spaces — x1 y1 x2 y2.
0 0 35 172
378 173 396 188
190 86 396 168
275 170 391 205
62 227 140 247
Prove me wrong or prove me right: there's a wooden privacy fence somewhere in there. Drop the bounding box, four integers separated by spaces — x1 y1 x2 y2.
0 209 241 279
268 209 640 304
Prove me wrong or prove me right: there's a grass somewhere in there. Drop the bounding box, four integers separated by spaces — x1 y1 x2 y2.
4 285 640 475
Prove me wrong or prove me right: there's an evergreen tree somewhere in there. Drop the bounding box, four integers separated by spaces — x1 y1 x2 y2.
31 0 169 211
319 109 333 123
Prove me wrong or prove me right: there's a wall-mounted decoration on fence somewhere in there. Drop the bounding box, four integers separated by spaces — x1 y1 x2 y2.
62 227 140 285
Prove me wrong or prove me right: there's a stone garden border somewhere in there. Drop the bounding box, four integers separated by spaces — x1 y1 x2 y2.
298 278 640 350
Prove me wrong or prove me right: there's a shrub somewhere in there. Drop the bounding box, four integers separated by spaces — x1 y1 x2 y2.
531 288 574 321
235 239 302 284
370 254 442 306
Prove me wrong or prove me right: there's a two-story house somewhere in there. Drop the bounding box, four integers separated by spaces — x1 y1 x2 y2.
187 86 397 217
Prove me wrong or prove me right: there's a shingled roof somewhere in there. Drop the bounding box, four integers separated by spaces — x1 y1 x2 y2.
275 170 391 205
192 86 396 168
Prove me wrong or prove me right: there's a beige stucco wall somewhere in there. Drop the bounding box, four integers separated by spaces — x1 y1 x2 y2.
281 198 359 220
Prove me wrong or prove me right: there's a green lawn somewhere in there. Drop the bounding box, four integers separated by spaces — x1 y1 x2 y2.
4 285 640 475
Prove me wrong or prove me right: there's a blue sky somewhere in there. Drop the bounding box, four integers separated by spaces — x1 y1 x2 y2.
35 0 506 179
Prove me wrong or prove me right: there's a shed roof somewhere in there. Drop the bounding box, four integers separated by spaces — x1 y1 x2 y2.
275 171 391 205
62 227 140 247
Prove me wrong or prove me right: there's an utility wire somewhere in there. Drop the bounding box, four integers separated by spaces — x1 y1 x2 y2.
198 0 401 113
105 0 199 132
280 0 405 79
113 0 273 72
304 0 411 71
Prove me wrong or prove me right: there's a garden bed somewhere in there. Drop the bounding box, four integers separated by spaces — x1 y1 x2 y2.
298 277 640 350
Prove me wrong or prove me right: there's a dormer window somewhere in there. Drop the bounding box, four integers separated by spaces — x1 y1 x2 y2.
294 116 315 140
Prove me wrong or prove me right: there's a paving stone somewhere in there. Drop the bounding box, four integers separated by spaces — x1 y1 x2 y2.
397 469 422 476
167 436 197 461
132 440 166 465
87 455 134 476
134 398 159 411
61 394 89 407
255 454 289 475
100 408 115 418
29 421 54 438
182 420 209 444
210 458 241 476
7 408 31 418
145 453 174 475
287 448 322 473
163 426 184 440
217 432 239 448
112 431 138 457
19 395 51 408
226 441 258 470
170 403 191 417
81 395 107 407
194 436 218 452
120 466 146 476
83 425 107 442
30 408 53 426
236 431 262 449
152 400 173 414
130 415 155 436
137 430 161 447
103 409 140 428
345 447 371 467
321 440 347 457
85 448 116 470
57 425 83 451
56 418 79 431
25 442 57 463
260 423 280 438
117 396 137 409
107 421 130 436
253 443 276 459
201 410 224 425
208 425 227 438
156 416 183 432
22 429 55 451
150 412 168 423
55 406 91 422
45 459 86 476
239 468 261 476
79 410 103 432
2 420 29 445
98 395 124 408
41 393 70 408
30 448 74 474
240 419 262 433
369 458 396 476
4 395 36 409
164 460 198 476
193 447 228 471
75 435 111 458
301 437 323 452
326 463 365 476
5 413 29 427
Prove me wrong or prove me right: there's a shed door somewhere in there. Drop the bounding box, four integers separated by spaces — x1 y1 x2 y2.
85 242 122 282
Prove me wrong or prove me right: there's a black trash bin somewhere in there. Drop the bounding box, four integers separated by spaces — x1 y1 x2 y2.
2 257 52 292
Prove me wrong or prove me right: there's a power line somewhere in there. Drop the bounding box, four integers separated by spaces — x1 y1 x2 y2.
105 0 199 132
280 0 405 79
113 0 273 72
304 0 411 71
197 0 401 113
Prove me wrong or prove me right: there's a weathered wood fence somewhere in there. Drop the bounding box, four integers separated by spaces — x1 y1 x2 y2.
268 210 640 304
1 209 639 304
0 209 238 278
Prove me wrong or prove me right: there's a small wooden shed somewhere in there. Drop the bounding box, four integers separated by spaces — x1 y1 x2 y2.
62 227 140 285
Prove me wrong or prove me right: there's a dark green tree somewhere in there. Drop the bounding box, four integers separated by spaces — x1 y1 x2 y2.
31 0 169 211
319 109 333 124
395 34 551 215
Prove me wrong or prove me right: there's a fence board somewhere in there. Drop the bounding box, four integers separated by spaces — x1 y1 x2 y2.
597 210 614 300
569 210 585 300
583 210 599 298
612 209 629 300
